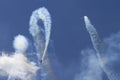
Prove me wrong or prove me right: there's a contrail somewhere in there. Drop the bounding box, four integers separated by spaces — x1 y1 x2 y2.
29 7 56 80
84 16 119 80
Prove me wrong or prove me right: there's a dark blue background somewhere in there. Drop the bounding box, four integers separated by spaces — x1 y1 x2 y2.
0 0 119 80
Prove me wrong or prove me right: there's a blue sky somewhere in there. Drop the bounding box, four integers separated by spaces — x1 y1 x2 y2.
0 0 120 80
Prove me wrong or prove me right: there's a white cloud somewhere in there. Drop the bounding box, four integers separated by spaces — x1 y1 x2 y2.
13 35 29 53
0 52 39 80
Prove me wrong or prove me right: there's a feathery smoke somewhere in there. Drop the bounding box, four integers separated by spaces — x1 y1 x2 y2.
29 7 56 80
29 7 51 61
84 16 120 80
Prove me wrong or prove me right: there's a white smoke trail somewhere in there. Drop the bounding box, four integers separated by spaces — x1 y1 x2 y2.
84 16 120 80
29 7 51 62
29 7 56 80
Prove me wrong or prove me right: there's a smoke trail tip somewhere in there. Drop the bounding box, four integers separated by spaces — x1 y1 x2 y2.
84 16 88 19
84 16 91 26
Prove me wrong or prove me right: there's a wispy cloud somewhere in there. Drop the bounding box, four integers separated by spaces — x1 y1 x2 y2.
74 49 103 80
